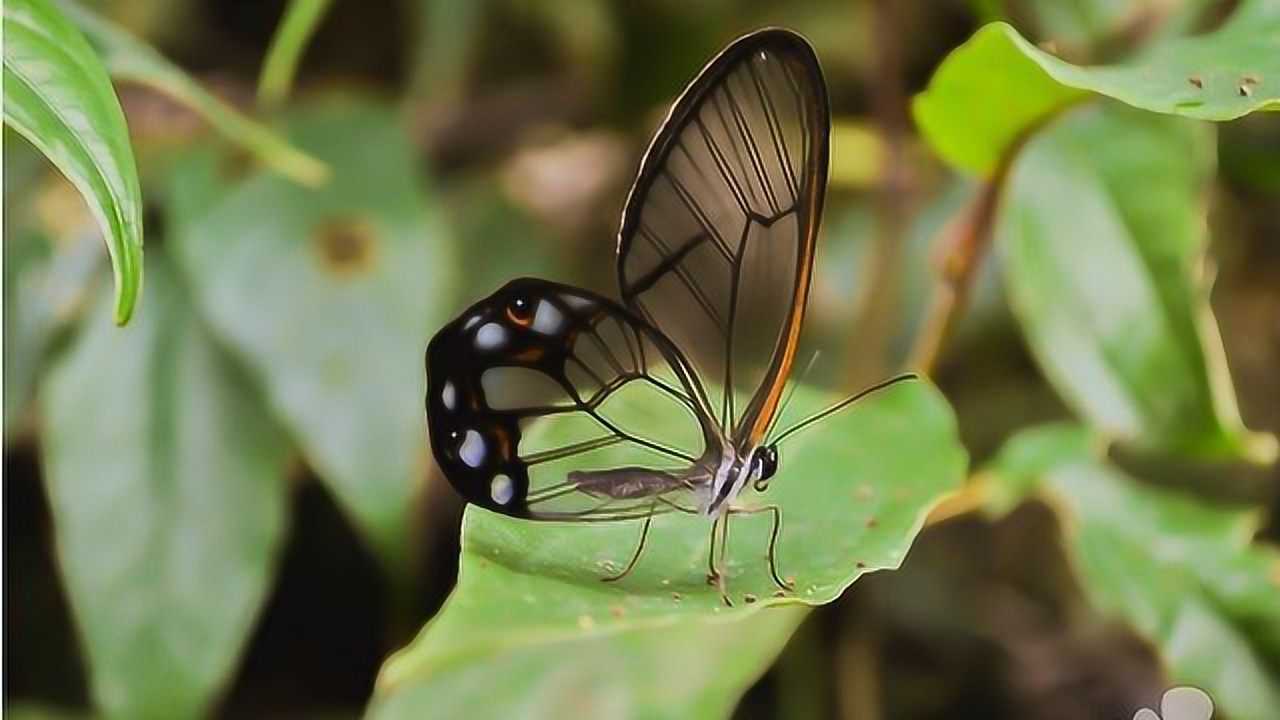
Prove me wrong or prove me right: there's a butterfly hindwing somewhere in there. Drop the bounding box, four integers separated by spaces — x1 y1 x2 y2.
616 29 830 445
426 278 714 520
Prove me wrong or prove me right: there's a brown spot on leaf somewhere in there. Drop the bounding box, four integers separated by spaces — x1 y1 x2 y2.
314 216 378 277
1188 75 1203 89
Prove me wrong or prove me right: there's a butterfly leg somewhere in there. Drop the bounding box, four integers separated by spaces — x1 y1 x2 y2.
601 502 656 583
727 504 792 591
706 514 733 606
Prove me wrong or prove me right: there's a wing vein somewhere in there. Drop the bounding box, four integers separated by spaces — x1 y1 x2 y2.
692 117 751 217
635 226 726 333
747 59 799 204
722 81 780 216
663 173 736 263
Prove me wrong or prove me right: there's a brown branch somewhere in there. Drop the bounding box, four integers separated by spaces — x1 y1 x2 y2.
905 166 1006 375
904 94 1089 376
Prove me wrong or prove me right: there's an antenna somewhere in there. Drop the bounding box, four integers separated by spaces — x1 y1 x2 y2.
769 373 919 447
764 350 822 443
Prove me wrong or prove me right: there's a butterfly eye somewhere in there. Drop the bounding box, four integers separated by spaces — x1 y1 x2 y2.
506 296 534 327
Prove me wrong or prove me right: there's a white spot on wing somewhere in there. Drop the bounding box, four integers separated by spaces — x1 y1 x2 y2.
463 315 482 330
476 322 507 350
532 300 565 335
441 381 457 410
561 294 594 311
491 474 515 505
460 430 486 468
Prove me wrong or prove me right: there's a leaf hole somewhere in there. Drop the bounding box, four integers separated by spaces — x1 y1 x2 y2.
314 216 379 277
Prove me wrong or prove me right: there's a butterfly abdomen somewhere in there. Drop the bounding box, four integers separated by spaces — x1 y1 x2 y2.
569 468 683 499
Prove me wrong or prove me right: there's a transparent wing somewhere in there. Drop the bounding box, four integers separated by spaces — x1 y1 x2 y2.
616 28 829 447
426 278 714 520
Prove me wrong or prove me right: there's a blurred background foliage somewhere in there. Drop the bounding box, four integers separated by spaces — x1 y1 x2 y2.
4 0 1280 718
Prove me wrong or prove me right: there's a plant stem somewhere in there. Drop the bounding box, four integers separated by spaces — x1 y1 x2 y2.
905 99 1086 376
257 0 334 110
905 171 1004 375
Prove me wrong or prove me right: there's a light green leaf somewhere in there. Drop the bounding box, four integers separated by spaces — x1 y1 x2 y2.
915 0 1280 175
996 105 1276 462
371 608 806 720
2 226 102 438
372 380 966 717
172 102 456 564
257 0 334 109
985 426 1280 720
3 133 104 436
40 256 290 718
3 0 143 324
59 0 330 187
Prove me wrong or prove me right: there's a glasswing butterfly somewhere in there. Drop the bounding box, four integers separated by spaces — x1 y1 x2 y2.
426 28 915 604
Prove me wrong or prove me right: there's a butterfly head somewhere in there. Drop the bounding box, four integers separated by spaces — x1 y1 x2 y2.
751 445 779 492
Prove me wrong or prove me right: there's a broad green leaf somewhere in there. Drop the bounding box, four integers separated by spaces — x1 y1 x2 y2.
2 225 102 438
59 0 330 187
3 133 103 436
985 425 1280 720
3 0 143 324
371 608 806 720
996 105 1276 462
373 380 966 716
41 257 290 718
915 0 1280 175
257 0 334 109
173 102 456 564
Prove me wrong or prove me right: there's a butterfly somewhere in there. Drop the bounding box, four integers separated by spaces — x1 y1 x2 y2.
426 28 915 604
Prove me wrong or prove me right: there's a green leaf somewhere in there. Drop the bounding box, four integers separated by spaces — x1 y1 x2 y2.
3 132 104 436
257 0 334 109
914 0 1280 175
59 0 330 187
996 105 1276 462
372 380 966 716
40 256 290 718
985 426 1280 720
372 608 807 720
172 101 456 564
3 0 144 324
2 225 102 438
976 423 1098 516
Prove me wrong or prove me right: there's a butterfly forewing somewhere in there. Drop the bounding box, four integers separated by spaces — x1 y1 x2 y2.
426 278 712 520
616 29 829 445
